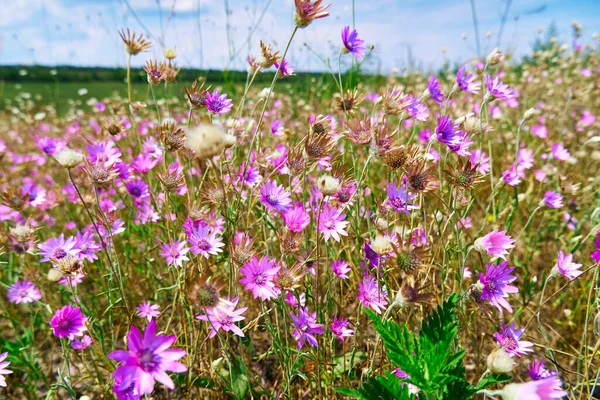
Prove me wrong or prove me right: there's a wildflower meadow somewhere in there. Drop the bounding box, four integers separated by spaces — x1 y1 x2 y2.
1 1 600 399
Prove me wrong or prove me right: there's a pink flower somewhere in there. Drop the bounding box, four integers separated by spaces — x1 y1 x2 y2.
159 239 190 267
50 305 88 340
494 323 534 357
357 274 388 314
470 149 490 174
239 256 280 301
551 144 570 161
543 191 563 209
477 261 518 313
318 204 349 242
136 301 161 322
71 335 93 350
329 316 354 342
532 125 547 139
283 205 311 232
196 296 247 338
108 320 187 396
499 376 567 399
331 259 351 279
6 280 42 304
502 165 523 186
0 352 12 388
474 230 515 260
551 250 583 281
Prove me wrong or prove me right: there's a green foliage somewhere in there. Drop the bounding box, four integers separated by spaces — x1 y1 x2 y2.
338 294 510 399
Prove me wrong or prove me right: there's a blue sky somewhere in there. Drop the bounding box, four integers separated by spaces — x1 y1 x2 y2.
1 0 599 73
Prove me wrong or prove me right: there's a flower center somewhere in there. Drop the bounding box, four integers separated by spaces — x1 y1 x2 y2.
52 248 68 259
196 239 211 251
254 273 266 285
138 349 158 371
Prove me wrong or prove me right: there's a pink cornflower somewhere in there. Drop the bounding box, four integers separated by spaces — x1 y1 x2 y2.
456 67 481 94
290 308 325 349
331 259 351 279
551 250 583 281
283 205 311 232
274 59 295 77
159 239 190 267
37 234 80 263
205 89 233 114
260 180 292 213
551 144 570 161
7 280 42 304
470 149 491 174
494 323 534 357
126 179 150 200
239 256 280 301
196 296 247 338
543 191 563 209
50 305 88 339
58 273 85 287
517 148 535 169
329 316 354 342
474 230 515 260
188 225 224 259
476 261 518 313
0 352 12 388
404 94 429 121
485 74 513 100
71 335 93 350
427 76 444 104
532 125 548 138
341 26 365 60
357 274 388 314
498 376 566 399
136 301 161 322
75 230 101 262
318 204 349 242
237 162 262 188
457 216 472 229
108 320 187 396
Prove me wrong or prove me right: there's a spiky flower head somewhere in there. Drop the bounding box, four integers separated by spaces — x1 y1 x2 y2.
293 0 331 28
52 254 84 276
444 159 484 190
344 116 375 145
184 80 210 110
159 122 186 153
405 161 440 193
391 279 432 308
188 277 223 310
335 89 364 113
118 29 151 55
1 188 29 211
143 59 166 86
259 40 280 69
163 47 177 60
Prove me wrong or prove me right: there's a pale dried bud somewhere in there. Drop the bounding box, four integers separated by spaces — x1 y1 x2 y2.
370 234 392 255
523 108 540 121
54 148 85 169
317 175 342 196
185 124 236 160
486 48 504 65
487 348 514 374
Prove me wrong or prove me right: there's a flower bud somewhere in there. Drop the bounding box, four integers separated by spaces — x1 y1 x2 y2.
523 108 539 121
54 148 85 169
317 175 342 196
487 348 514 374
486 48 504 65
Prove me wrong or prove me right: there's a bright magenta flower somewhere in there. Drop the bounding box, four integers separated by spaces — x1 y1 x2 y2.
239 256 280 301
551 250 583 281
474 230 515 260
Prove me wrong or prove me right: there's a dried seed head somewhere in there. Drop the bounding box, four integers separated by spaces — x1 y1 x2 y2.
305 132 335 161
159 122 186 152
184 80 210 110
318 175 342 195
231 233 255 266
487 348 514 374
293 0 331 28
444 160 483 190
274 264 303 291
383 147 409 170
188 279 221 310
279 230 303 254
52 254 84 276
119 29 151 55
185 123 236 160
85 163 118 188
163 62 182 83
158 173 184 193
163 48 177 60
345 116 375 144
144 59 166 86
392 280 432 307
1 188 29 211
335 90 364 113
9 223 36 243
259 41 280 69
54 148 85 169
406 161 439 193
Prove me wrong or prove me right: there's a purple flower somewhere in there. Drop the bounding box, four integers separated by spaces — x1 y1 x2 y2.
329 316 354 342
494 323 534 357
318 204 349 242
427 76 444 104
274 59 295 77
517 148 534 169
0 352 12 388
37 136 63 155
136 301 161 322
37 234 80 263
7 280 42 304
112 375 141 400
239 256 280 301
205 89 233 114
502 164 523 187
485 74 513 100
188 225 225 259
470 149 491 174
435 116 462 149
108 320 187 396
477 261 518 313
196 296 247 338
591 232 600 264
551 143 570 161
544 191 563 209
341 26 366 60
386 182 418 215
259 180 292 213
50 305 88 339
528 360 557 381
331 259 351 279
290 308 325 349
456 67 481 94
75 230 101 262
126 179 150 200
283 205 311 232
551 250 583 281
404 94 429 121
159 239 190 267
357 274 388 314
71 335 93 350
237 163 262 188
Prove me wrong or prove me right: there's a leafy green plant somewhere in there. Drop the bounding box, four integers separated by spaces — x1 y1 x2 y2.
337 294 510 399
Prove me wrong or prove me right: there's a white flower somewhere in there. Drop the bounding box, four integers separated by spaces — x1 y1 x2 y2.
317 175 342 195
54 148 85 169
487 348 514 374
185 123 236 160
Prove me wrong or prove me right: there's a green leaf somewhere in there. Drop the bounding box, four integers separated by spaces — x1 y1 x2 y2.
335 372 415 400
